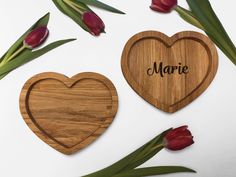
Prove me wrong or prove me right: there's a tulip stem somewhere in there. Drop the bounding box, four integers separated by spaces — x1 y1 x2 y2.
151 144 164 151
0 45 26 67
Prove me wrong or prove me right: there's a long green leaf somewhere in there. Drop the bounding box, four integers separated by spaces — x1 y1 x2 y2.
82 129 171 177
82 141 152 177
76 0 125 14
52 0 89 31
122 147 163 172
186 0 233 49
112 166 196 177
0 13 50 63
186 0 236 65
175 6 204 30
52 0 67 13
71 0 92 11
0 73 9 80
0 39 75 77
188 0 229 38
0 54 7 64
175 4 233 62
206 32 233 62
120 130 169 171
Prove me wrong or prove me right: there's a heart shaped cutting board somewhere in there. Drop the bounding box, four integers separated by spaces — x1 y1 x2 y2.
121 31 218 113
20 72 118 154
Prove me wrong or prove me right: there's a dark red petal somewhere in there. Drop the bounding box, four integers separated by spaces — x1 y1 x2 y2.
82 12 105 36
150 4 171 13
176 129 192 137
24 26 49 49
152 0 159 4
92 28 102 36
166 136 194 151
161 0 177 7
165 126 188 140
151 0 177 13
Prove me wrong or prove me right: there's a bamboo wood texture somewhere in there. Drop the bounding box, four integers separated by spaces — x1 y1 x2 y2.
20 72 118 155
121 31 218 113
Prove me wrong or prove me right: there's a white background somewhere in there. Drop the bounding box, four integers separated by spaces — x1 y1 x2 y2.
0 0 236 177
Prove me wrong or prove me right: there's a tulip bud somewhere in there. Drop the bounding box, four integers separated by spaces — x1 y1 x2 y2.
82 11 105 36
150 0 177 13
164 126 194 151
24 26 49 49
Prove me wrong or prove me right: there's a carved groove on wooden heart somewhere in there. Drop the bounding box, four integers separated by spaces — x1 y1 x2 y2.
20 72 118 155
121 31 218 113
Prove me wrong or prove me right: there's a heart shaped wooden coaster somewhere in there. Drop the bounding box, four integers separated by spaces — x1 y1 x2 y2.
20 72 118 155
121 31 218 113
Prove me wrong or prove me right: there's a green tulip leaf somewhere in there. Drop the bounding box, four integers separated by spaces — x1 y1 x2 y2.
0 73 9 80
0 13 50 63
112 166 196 177
82 142 149 177
69 0 93 14
121 147 163 172
175 6 204 30
69 0 92 10
186 0 236 65
52 0 89 32
82 129 171 177
52 0 67 14
76 0 125 14
0 39 76 78
187 0 227 36
120 130 169 171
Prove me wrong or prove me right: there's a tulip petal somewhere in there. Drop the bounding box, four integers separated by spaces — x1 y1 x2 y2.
24 26 49 49
164 126 194 151
161 0 177 7
150 4 170 13
166 137 194 151
176 129 192 137
151 0 177 13
165 126 188 140
82 12 105 36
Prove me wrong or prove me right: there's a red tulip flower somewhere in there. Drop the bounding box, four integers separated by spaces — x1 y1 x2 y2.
82 11 105 36
164 126 194 151
0 26 50 66
150 0 177 13
24 26 49 49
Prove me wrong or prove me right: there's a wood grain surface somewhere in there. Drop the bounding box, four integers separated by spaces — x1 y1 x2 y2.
19 72 118 155
121 31 218 113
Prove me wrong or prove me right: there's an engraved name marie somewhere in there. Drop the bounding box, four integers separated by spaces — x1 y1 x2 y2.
147 62 189 77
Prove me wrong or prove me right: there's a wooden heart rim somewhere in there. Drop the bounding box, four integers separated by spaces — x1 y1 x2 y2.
20 72 118 155
121 31 218 113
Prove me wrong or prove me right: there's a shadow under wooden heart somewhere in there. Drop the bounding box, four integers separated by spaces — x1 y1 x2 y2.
20 72 118 154
121 31 218 113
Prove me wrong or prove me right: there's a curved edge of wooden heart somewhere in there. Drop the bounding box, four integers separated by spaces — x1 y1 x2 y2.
121 31 218 113
19 72 119 155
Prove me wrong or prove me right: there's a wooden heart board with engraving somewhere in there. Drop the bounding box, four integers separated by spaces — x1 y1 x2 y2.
19 72 118 155
121 31 218 113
